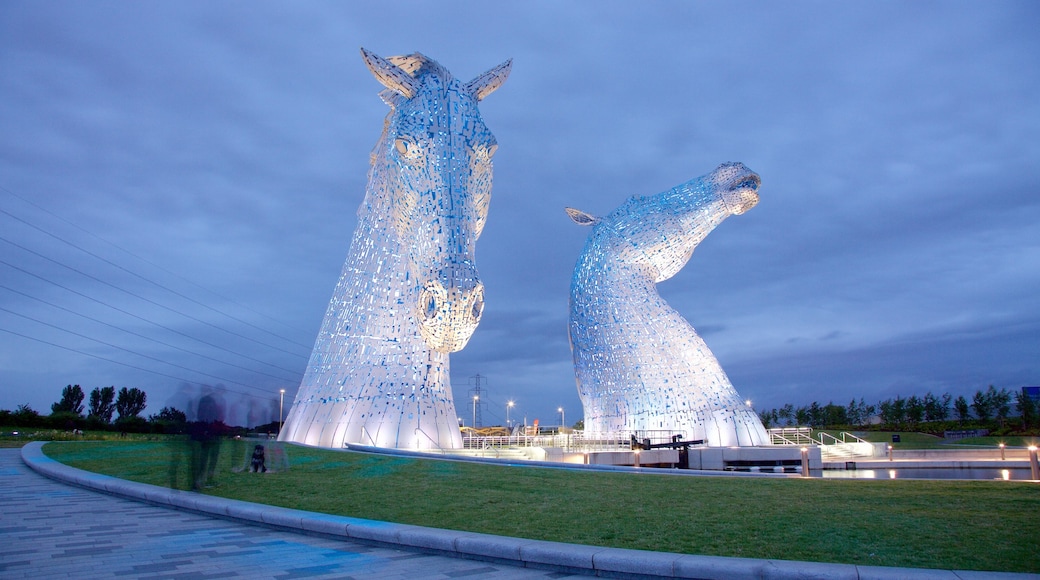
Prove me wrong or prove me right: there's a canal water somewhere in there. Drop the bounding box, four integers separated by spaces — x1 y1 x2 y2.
822 467 1034 480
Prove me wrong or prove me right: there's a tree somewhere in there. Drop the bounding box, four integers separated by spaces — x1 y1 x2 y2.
822 402 847 426
758 410 772 429
971 387 993 421
12 404 42 427
858 399 875 425
845 399 860 426
905 395 924 427
115 387 147 420
954 395 971 423
148 406 187 433
937 393 951 422
88 386 116 423
878 397 908 427
923 392 943 422
51 384 85 416
149 406 187 423
794 406 809 426
1016 390 1037 430
991 386 1012 428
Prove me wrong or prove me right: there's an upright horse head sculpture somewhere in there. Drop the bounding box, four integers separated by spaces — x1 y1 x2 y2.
280 49 510 449
567 162 771 447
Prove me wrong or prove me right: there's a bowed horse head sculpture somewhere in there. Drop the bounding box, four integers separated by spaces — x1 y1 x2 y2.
566 162 770 447
361 48 511 352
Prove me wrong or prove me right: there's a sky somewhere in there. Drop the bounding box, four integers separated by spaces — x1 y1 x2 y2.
1 1 1038 429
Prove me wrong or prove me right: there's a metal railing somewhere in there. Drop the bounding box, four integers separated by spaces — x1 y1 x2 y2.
460 430 695 453
768 428 870 447
768 427 816 445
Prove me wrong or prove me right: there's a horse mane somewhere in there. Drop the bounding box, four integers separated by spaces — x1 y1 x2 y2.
387 53 453 84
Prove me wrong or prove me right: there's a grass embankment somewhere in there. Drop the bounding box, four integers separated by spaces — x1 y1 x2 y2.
831 431 1039 449
0 429 166 448
42 440 1039 573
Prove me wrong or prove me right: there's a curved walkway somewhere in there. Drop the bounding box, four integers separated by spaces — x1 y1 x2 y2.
15 443 1037 580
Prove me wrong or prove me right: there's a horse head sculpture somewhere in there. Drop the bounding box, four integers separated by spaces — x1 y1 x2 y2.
362 48 511 353
566 162 760 284
566 162 769 446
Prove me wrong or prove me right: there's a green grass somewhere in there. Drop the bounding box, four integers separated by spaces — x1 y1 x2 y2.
952 435 1040 448
0 428 171 445
843 431 949 449
41 440 1040 573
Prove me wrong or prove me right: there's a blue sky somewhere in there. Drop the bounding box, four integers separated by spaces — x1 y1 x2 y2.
1 1 1037 427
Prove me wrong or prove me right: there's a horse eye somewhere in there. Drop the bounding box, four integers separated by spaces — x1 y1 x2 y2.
395 137 415 157
474 143 497 160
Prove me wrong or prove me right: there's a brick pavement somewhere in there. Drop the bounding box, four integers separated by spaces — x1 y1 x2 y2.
0 448 583 579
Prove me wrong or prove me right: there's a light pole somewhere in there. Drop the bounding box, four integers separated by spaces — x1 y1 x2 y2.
507 400 514 427
558 406 565 430
473 395 479 429
279 389 286 436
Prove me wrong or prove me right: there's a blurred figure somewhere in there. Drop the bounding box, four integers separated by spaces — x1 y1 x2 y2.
189 392 226 490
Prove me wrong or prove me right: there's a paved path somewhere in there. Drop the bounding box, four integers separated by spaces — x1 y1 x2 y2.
0 449 582 579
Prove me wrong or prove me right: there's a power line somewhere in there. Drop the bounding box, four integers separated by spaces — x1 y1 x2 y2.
0 326 279 403
0 284 299 383
0 258 305 376
0 234 307 359
0 184 310 343
0 305 293 395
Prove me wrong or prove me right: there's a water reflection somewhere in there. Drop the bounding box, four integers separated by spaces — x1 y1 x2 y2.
823 467 1032 480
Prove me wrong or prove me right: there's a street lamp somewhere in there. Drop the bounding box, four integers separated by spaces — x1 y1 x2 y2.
473 395 479 429
558 406 565 430
745 399 752 408
507 400 515 426
279 389 286 436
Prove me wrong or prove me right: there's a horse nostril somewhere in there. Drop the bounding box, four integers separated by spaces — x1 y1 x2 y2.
424 294 438 319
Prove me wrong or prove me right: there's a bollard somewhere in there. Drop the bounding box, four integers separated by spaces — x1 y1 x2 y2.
1029 446 1039 481
887 444 893 461
634 449 640 468
999 442 1006 461
800 447 810 477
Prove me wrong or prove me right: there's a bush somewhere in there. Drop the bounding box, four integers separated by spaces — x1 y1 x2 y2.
113 416 148 434
47 411 85 431
12 404 43 428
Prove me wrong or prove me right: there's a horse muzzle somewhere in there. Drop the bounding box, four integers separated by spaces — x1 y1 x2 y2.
416 277 485 353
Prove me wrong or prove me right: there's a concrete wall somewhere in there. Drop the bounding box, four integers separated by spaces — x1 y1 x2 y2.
688 446 821 471
583 446 819 471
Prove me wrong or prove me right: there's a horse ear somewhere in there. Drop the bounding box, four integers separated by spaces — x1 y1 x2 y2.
361 47 418 99
465 58 512 101
565 207 600 226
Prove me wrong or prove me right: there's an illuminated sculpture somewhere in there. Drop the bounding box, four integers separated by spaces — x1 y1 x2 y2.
567 162 770 446
280 49 510 449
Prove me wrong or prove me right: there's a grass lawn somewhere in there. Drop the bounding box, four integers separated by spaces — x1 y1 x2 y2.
953 435 1040 448
42 440 1040 573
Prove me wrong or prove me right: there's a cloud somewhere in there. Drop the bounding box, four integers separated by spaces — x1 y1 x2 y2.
1 2 1037 427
